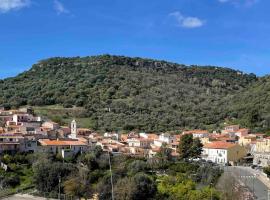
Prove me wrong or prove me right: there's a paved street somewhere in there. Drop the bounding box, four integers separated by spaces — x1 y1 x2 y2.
226 166 270 200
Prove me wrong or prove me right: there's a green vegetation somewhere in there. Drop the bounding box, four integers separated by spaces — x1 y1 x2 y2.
228 75 270 132
0 153 34 198
0 55 258 132
0 149 223 199
32 105 92 128
263 166 270 178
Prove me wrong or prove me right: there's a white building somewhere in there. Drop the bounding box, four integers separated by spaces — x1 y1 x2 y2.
182 130 209 138
202 141 246 165
38 139 88 156
127 138 151 148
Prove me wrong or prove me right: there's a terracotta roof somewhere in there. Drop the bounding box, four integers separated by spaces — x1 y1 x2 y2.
151 147 161 152
174 135 182 140
147 134 159 140
204 141 236 149
255 133 266 137
171 142 179 145
237 128 249 132
243 136 256 139
78 128 91 131
39 139 87 146
0 135 24 139
121 134 128 141
183 130 209 134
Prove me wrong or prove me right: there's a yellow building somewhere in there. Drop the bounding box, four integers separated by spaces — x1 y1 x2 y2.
253 137 270 166
255 137 270 153
238 135 257 146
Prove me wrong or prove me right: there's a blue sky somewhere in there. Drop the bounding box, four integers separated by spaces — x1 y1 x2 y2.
0 0 270 78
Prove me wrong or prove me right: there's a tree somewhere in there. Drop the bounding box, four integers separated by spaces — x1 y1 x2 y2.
114 177 136 200
178 135 203 160
128 160 147 175
0 55 257 132
178 134 193 160
157 174 220 200
96 175 116 200
191 138 203 159
155 143 172 169
64 177 85 198
64 167 91 198
132 173 157 200
32 160 74 193
263 166 270 178
157 143 172 161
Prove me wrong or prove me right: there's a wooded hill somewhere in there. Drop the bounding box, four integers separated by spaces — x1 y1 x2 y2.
0 55 261 132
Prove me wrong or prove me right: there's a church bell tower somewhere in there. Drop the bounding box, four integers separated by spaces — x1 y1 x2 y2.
70 119 77 139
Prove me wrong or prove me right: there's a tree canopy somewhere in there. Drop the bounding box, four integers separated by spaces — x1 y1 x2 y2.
0 55 258 132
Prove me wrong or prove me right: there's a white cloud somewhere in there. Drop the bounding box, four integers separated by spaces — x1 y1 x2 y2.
0 0 30 13
218 0 259 7
169 11 205 28
54 0 69 15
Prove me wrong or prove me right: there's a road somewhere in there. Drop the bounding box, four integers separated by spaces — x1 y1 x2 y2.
1 194 56 200
226 166 270 200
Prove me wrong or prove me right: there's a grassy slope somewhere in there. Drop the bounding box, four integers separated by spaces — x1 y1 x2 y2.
32 105 93 129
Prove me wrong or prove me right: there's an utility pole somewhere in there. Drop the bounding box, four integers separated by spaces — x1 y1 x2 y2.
58 175 61 200
252 177 255 194
210 182 213 200
108 151 114 200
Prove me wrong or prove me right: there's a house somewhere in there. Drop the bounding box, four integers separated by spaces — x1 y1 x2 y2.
159 133 175 143
0 134 25 153
38 139 88 158
223 125 240 133
42 121 60 130
24 139 38 152
77 128 92 136
202 141 247 165
254 137 270 153
153 133 176 147
104 132 121 141
96 138 126 155
182 130 209 138
127 138 152 148
139 133 158 140
12 114 30 125
238 135 257 146
235 129 249 137
253 137 270 167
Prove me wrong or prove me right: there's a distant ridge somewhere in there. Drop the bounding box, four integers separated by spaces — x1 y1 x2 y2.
0 55 262 132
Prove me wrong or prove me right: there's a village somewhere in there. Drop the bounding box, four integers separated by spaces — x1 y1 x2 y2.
0 107 269 168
